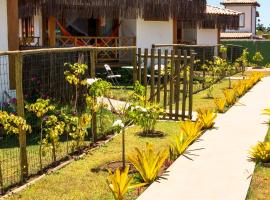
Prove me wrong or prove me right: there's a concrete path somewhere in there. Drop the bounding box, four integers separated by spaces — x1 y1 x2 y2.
138 77 270 200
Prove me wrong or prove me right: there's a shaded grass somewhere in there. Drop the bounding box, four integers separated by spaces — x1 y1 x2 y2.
246 128 270 200
6 121 180 200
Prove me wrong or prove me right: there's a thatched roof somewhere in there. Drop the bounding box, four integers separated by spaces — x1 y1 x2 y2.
19 0 206 21
199 5 241 30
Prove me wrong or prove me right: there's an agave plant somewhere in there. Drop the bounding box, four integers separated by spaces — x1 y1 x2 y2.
214 98 227 113
223 89 236 106
180 120 203 138
197 109 217 129
128 143 168 185
234 82 246 97
107 166 146 200
249 141 270 163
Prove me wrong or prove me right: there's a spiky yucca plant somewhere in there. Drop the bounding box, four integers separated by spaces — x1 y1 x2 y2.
196 109 217 129
214 98 227 113
107 166 146 200
180 120 203 138
249 141 270 163
128 143 168 185
234 82 246 97
223 89 236 106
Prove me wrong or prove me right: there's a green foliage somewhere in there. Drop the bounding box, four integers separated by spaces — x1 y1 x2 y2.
131 81 146 103
196 109 217 129
252 52 264 67
0 111 32 135
249 141 270 163
107 166 146 200
220 45 227 54
127 104 163 136
236 48 250 67
87 79 112 98
25 99 55 118
128 143 168 185
180 120 203 138
214 98 227 113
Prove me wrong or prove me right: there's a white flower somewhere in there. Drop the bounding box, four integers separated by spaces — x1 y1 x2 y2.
141 108 147 112
86 78 99 86
112 120 124 128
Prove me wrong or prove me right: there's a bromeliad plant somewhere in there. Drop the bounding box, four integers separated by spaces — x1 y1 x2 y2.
223 89 237 106
64 63 88 112
249 141 270 164
196 109 217 130
214 98 227 113
107 166 146 200
128 143 168 185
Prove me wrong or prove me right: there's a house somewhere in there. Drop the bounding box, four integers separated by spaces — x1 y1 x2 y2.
220 0 260 39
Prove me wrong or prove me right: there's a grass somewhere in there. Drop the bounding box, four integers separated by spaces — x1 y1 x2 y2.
246 128 270 200
5 121 180 200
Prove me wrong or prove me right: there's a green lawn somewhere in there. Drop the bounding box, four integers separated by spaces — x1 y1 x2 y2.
246 128 270 200
6 121 181 200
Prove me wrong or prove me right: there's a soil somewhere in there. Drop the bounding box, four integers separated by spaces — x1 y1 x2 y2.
91 161 137 173
137 131 165 138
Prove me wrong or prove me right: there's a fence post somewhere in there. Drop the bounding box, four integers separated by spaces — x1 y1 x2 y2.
90 50 97 143
132 48 137 84
150 49 155 102
189 51 195 119
181 50 188 121
15 53 28 182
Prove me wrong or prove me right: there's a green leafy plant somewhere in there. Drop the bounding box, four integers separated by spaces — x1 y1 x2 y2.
64 63 88 112
214 98 227 113
249 141 270 163
107 166 146 200
197 109 217 129
252 52 264 68
127 104 163 136
180 120 203 138
128 143 168 185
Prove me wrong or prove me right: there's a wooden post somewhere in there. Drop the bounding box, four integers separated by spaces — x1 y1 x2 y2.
90 50 97 143
169 50 175 120
174 50 181 120
15 53 28 181
137 48 142 83
189 51 195 119
163 50 168 118
48 16 56 47
132 48 137 84
143 48 148 88
150 49 155 102
181 50 188 120
157 49 162 103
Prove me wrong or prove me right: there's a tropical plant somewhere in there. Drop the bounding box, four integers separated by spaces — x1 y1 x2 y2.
252 52 264 68
64 63 88 112
107 166 146 200
249 141 270 163
223 89 237 106
233 81 246 97
180 120 203 138
196 109 217 129
43 115 65 162
214 98 227 113
127 104 163 136
128 143 168 185
263 108 270 124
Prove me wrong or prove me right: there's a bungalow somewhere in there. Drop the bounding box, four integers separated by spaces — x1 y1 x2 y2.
220 0 260 39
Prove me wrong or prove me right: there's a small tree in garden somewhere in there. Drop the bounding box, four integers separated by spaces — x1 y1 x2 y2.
43 115 65 162
64 63 88 112
25 99 55 170
252 52 264 68
112 119 125 168
86 79 112 142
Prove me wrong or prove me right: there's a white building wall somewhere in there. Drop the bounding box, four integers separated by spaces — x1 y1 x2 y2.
197 28 218 46
224 5 254 34
136 18 173 50
34 14 43 45
0 0 8 51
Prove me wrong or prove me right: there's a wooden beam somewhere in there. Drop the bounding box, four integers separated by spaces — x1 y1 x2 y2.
7 0 19 90
173 19 177 44
48 16 56 47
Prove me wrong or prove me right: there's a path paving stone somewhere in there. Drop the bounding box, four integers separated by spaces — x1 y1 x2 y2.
138 77 270 200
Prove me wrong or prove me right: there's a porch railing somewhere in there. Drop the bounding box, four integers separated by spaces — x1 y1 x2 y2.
19 37 41 47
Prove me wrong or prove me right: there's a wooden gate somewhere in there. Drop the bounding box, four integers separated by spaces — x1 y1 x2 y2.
135 48 195 120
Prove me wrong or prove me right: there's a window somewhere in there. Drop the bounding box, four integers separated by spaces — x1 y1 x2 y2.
239 13 245 27
21 17 34 37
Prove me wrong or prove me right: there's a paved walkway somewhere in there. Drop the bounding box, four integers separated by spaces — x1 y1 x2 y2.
138 77 270 200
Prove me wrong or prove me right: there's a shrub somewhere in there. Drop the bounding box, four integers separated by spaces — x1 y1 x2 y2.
252 52 264 68
180 120 203 138
196 109 217 129
249 141 270 163
223 89 237 106
128 143 168 185
127 104 163 136
107 166 146 200
214 98 227 113
233 82 246 97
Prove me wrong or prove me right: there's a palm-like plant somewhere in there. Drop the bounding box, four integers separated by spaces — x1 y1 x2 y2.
128 143 168 185
107 166 146 200
180 120 203 138
223 89 236 106
214 98 227 113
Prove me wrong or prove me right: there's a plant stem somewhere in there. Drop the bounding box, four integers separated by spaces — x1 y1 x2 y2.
39 122 43 172
122 129 125 169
